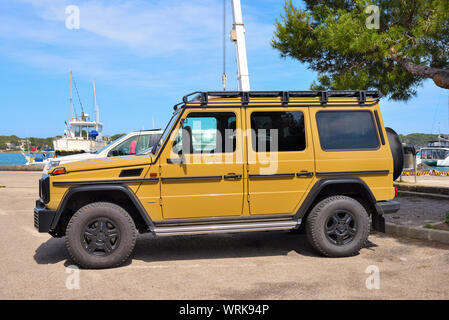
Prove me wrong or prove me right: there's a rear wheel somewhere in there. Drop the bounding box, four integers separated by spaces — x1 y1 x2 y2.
66 202 137 269
305 196 370 257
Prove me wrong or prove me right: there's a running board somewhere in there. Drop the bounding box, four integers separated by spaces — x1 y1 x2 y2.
152 219 301 236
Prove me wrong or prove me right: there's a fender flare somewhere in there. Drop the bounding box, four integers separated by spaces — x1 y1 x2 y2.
50 184 154 230
294 177 377 219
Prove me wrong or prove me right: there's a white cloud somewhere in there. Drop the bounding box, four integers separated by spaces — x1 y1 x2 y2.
0 0 277 90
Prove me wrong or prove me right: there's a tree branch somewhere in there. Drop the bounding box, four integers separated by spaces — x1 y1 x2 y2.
389 48 449 89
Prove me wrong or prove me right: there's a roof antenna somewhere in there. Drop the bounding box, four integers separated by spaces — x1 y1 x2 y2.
222 0 227 91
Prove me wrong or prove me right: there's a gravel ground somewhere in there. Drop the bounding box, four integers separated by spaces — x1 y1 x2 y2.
1 172 449 299
385 196 449 227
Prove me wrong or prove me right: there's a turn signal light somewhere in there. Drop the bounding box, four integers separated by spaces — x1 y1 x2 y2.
52 167 67 175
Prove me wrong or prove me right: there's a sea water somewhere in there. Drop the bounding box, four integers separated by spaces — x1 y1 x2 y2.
0 153 27 165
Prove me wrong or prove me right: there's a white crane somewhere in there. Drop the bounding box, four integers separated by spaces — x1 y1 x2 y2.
228 0 250 91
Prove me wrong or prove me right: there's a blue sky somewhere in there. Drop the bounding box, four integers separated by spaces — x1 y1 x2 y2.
0 0 448 138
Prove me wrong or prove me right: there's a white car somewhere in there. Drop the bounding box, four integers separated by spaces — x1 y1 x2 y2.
44 130 162 174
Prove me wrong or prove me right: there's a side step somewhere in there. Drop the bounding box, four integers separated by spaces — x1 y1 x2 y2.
152 219 301 236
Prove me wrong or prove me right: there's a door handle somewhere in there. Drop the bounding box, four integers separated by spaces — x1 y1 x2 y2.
296 172 314 177
224 174 242 180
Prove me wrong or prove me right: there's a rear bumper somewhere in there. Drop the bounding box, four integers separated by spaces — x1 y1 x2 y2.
372 200 400 233
375 200 400 215
34 200 56 233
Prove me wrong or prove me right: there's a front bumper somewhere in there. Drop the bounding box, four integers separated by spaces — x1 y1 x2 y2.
34 200 56 233
371 200 400 233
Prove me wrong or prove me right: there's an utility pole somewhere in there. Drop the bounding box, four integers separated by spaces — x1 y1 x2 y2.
231 0 250 91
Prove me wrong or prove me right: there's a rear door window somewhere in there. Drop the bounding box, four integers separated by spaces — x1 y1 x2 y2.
250 111 306 152
316 111 379 151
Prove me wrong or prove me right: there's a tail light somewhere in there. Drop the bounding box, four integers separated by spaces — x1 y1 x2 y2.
395 187 398 197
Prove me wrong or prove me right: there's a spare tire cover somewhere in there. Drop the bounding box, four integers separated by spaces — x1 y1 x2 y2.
385 127 404 180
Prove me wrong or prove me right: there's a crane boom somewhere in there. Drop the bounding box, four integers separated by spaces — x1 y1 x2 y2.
231 0 250 91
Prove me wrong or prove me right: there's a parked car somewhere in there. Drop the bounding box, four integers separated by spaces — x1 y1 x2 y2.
34 90 402 268
43 130 162 174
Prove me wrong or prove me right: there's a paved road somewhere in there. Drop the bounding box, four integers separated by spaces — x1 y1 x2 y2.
0 172 448 299
385 196 449 226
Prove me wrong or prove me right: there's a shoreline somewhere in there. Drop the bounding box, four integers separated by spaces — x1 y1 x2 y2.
0 151 24 153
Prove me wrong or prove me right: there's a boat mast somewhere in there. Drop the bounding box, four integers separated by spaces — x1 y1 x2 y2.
70 71 73 121
231 0 250 91
93 80 99 133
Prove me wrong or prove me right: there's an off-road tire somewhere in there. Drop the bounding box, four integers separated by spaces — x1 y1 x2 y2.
66 202 137 269
305 196 370 257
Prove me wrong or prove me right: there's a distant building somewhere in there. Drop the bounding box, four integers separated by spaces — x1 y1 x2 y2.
6 142 17 150
19 139 29 151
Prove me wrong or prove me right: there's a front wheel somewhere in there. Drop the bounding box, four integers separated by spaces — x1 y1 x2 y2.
305 196 370 257
66 202 137 269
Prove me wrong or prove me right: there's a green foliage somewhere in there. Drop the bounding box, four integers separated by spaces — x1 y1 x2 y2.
0 135 55 151
272 0 449 100
110 133 126 142
399 133 438 147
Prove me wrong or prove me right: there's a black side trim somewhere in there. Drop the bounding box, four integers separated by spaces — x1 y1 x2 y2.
249 173 295 178
51 184 154 230
294 177 377 219
374 110 385 145
119 168 143 177
315 170 389 177
161 176 222 182
53 178 159 186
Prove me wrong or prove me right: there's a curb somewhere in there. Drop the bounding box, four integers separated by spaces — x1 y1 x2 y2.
394 182 449 196
398 190 449 201
0 165 44 171
385 222 449 245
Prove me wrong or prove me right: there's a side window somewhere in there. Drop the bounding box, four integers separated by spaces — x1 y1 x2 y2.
134 133 162 154
110 136 138 156
250 111 306 152
172 112 236 154
316 111 379 151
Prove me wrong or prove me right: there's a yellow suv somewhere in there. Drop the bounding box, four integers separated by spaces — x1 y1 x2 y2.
34 91 402 269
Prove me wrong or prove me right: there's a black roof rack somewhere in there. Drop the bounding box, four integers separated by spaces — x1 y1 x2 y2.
174 90 382 110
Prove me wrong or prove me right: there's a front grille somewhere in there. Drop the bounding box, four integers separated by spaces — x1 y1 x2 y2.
40 175 50 204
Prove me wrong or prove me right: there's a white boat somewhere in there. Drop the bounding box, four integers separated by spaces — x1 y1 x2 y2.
22 151 54 166
416 139 449 167
53 73 107 156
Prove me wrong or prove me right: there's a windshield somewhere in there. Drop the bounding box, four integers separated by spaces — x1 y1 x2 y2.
93 134 128 154
138 110 181 155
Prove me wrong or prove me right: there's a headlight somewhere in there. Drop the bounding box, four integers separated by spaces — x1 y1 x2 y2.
48 161 60 169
